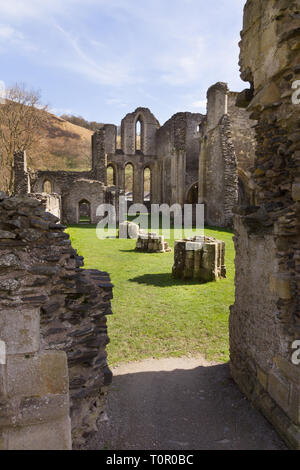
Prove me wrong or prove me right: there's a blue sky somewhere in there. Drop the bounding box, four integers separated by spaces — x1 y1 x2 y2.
0 0 247 126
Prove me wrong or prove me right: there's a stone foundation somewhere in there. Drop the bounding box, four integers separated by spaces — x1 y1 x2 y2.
135 233 171 253
0 192 113 449
172 236 226 282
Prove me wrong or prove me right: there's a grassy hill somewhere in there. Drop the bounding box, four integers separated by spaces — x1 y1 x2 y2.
28 112 94 172
0 109 94 192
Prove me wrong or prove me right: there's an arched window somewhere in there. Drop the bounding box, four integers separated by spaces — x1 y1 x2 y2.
135 117 143 152
79 199 91 224
125 163 133 201
43 180 52 193
186 183 198 204
196 124 201 133
107 165 116 186
143 167 151 202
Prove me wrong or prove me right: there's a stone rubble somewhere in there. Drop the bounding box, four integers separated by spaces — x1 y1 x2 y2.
135 232 171 253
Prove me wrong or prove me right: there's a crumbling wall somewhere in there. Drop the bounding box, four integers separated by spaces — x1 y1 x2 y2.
120 107 160 156
230 0 300 450
156 112 204 206
227 92 256 204
29 193 61 220
0 193 113 449
62 179 106 224
198 82 256 226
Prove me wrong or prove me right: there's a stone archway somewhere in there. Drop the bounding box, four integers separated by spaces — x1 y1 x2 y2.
107 164 117 186
186 182 198 204
43 179 52 194
78 199 91 224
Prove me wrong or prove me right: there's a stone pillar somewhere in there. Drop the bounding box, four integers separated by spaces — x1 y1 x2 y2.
118 164 125 191
198 138 206 204
177 151 186 206
92 129 107 183
229 0 300 450
13 151 30 195
133 165 143 204
170 154 177 205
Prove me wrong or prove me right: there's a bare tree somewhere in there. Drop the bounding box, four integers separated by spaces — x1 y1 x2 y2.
0 83 49 194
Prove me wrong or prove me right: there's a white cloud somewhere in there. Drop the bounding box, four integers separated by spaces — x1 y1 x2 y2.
55 24 142 87
0 24 22 39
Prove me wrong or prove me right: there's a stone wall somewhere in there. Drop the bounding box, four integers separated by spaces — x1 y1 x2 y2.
229 0 300 450
14 139 121 225
156 112 204 206
198 82 256 226
0 192 113 449
62 179 106 224
29 193 61 220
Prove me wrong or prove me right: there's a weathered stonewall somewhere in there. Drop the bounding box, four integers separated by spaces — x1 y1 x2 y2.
229 0 300 450
172 236 226 282
0 193 113 449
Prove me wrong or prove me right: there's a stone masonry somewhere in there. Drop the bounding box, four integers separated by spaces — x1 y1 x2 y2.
0 192 113 449
229 0 300 450
172 236 226 282
198 83 256 226
136 232 171 253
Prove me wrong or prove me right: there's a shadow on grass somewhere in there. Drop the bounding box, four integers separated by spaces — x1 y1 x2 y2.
128 272 205 287
68 224 97 229
119 249 168 254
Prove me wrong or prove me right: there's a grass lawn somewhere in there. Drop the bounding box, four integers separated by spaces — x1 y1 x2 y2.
67 225 235 367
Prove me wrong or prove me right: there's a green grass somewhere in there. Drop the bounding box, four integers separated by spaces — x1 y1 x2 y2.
66 225 235 367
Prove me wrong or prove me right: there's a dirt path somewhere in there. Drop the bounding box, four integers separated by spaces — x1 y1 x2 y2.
88 356 286 450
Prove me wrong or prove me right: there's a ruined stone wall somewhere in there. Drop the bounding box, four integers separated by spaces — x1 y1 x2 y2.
14 144 121 225
0 193 113 449
227 92 257 203
230 0 300 450
156 112 203 205
120 107 160 156
14 151 30 195
29 193 61 220
62 179 106 224
30 170 91 195
198 82 256 226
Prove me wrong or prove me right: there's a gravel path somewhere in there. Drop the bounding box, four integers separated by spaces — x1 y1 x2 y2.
88 356 286 450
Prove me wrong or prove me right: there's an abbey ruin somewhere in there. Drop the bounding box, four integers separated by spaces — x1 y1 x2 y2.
14 81 256 228
0 0 299 451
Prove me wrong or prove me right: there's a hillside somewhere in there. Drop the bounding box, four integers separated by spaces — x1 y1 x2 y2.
28 112 94 172
0 109 94 192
